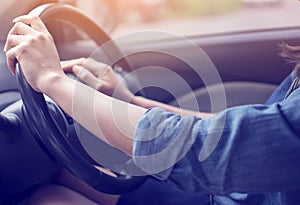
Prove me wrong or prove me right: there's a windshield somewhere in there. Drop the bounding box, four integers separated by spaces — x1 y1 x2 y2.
70 0 300 38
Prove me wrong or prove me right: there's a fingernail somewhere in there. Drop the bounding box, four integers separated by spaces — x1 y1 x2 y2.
12 17 18 23
12 16 22 23
72 65 81 75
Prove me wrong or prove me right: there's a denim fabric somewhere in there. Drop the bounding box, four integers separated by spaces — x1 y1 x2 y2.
133 72 300 204
265 72 294 105
118 178 210 205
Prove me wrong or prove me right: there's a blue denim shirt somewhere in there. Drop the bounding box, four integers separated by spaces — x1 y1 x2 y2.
133 72 300 204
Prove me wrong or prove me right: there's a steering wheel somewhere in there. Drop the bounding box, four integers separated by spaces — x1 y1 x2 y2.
16 3 146 195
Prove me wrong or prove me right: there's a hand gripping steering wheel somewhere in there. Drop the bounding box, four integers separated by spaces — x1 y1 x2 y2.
16 3 146 195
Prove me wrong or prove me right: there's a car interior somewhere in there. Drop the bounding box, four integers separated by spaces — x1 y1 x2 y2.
0 0 300 204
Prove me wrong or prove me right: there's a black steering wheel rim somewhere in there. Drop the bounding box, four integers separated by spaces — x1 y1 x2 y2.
16 3 146 195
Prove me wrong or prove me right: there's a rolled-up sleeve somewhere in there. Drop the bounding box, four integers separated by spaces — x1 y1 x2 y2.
133 89 300 195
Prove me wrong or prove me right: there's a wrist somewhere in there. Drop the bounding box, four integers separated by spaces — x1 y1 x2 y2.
130 95 139 105
130 95 146 107
38 72 66 95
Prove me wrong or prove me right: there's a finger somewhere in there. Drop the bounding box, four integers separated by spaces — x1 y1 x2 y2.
4 23 34 52
4 34 27 53
7 21 35 36
61 58 86 72
73 65 100 90
5 46 19 75
94 165 117 177
13 15 49 34
84 58 110 78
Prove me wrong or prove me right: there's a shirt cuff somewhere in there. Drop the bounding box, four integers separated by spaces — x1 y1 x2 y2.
132 107 199 180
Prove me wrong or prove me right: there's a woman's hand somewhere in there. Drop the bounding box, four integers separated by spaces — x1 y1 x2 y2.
4 16 143 156
4 15 64 93
62 58 134 102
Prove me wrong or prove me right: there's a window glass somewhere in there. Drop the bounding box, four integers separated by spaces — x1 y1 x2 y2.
63 0 300 37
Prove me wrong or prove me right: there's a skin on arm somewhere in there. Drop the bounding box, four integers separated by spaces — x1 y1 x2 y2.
61 58 214 119
4 15 145 155
41 74 145 155
131 96 214 118
5 15 212 155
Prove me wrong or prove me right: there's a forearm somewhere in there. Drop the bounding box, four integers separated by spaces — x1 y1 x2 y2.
131 96 214 119
41 74 146 155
